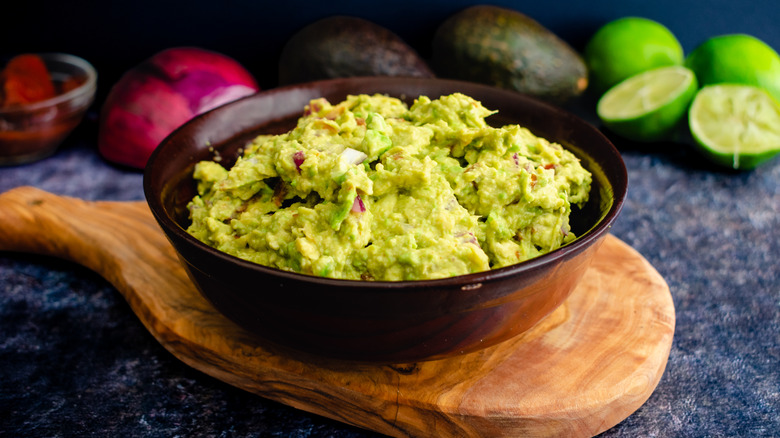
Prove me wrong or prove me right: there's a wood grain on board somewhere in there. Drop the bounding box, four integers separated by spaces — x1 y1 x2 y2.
0 186 674 437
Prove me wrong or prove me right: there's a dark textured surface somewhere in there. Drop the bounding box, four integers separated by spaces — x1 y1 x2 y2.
1 100 779 438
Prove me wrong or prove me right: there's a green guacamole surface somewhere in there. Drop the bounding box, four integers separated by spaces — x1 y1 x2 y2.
186 93 592 281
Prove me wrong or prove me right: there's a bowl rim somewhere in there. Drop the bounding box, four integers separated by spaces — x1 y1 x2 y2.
145 77 627 289
0 52 97 114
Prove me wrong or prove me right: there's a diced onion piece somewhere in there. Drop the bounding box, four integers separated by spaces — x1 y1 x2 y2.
340 147 368 165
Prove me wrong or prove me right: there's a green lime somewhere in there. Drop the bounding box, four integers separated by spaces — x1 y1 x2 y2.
584 17 683 93
688 84 780 170
597 66 698 142
686 34 780 102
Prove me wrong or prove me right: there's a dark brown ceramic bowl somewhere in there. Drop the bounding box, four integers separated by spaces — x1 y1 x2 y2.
144 77 626 363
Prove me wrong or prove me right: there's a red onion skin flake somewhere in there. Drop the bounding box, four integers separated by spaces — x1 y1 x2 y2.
351 194 366 213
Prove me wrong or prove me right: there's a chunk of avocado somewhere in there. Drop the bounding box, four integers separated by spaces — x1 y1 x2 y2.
432 6 588 103
278 16 434 85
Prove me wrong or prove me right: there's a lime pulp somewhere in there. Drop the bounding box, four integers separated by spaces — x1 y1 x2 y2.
689 84 780 170
597 66 697 142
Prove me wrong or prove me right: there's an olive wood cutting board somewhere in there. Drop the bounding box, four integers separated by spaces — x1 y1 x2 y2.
0 186 675 438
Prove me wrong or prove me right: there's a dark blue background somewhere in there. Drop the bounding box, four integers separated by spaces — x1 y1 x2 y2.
7 0 780 98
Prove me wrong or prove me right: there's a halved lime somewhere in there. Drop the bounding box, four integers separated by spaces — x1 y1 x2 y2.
689 84 780 170
597 65 698 142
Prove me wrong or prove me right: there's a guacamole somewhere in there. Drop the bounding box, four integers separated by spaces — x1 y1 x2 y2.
186 93 591 281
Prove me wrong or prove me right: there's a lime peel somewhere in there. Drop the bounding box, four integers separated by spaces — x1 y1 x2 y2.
584 17 683 93
685 34 780 103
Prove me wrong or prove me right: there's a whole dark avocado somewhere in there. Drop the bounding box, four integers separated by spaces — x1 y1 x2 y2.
432 5 588 103
278 16 434 85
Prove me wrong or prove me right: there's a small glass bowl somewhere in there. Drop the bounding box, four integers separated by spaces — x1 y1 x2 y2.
0 53 97 165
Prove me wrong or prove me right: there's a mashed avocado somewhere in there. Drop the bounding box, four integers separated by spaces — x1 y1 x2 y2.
186 93 591 281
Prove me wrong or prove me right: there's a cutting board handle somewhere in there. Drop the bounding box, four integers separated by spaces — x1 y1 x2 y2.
3 186 118 261
0 186 171 294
